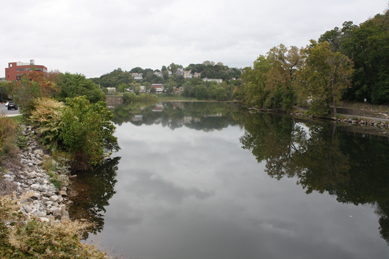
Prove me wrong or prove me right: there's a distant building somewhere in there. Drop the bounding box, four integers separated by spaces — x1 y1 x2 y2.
5 60 47 81
152 102 164 112
131 73 143 80
106 87 116 94
151 84 163 94
203 78 223 84
132 115 143 122
176 68 184 76
183 70 192 79
154 70 163 78
194 72 201 78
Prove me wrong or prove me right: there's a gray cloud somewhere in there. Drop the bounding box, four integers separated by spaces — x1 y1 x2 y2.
1 0 386 77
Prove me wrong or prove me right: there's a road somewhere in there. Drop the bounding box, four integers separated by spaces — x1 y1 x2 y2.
0 103 21 117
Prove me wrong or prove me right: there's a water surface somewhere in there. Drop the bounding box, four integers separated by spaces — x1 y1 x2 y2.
70 102 389 259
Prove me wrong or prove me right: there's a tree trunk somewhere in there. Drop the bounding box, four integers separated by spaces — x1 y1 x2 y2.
331 75 337 117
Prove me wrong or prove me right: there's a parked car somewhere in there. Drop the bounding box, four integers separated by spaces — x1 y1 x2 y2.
7 102 18 110
5 101 9 107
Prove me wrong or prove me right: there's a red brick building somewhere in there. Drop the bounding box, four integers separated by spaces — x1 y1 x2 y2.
5 60 47 81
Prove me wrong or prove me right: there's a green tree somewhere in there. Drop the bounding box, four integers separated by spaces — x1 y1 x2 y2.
162 70 169 80
134 85 140 95
341 11 389 104
266 44 304 110
55 73 105 103
59 96 119 169
164 81 176 95
97 68 134 88
123 92 137 103
195 85 208 100
117 83 128 93
0 81 11 102
130 67 144 73
214 87 227 101
10 77 40 116
143 82 151 92
239 45 303 110
240 55 272 107
168 63 183 74
295 41 354 116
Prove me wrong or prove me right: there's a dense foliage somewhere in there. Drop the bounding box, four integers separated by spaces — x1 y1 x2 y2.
237 8 388 114
91 68 134 88
295 41 354 116
320 10 389 104
184 62 241 80
59 96 119 169
54 73 106 104
29 96 120 170
122 92 158 103
8 71 119 170
10 70 59 117
236 44 304 111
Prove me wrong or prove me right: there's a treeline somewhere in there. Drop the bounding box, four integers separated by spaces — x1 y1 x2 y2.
89 61 242 89
180 78 241 101
236 8 389 115
184 61 241 80
319 11 389 104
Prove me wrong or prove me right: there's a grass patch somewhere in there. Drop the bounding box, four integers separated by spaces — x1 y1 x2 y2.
8 115 23 123
50 179 63 189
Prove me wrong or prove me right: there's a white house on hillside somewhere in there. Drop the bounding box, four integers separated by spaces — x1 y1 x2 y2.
203 78 223 84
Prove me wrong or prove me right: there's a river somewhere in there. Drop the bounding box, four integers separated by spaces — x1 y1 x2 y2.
69 102 389 259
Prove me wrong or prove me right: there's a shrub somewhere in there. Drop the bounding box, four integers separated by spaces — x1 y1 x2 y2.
59 96 120 170
123 92 137 103
29 98 64 145
138 93 158 102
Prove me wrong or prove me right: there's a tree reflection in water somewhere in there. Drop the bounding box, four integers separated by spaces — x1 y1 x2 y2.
68 157 120 239
68 103 389 245
239 111 389 245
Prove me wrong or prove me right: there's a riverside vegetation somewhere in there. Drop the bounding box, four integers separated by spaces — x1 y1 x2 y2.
0 71 119 258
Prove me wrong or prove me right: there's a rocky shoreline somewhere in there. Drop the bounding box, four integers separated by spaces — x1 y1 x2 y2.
1 125 73 223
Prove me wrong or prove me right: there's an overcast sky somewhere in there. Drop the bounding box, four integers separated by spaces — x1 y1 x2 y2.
1 0 387 78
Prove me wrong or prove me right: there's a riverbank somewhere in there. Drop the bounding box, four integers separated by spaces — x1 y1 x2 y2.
1 125 72 222
0 123 109 258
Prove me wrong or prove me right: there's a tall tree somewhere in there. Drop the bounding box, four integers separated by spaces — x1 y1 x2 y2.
341 10 389 104
266 44 304 110
239 55 271 107
295 40 354 116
